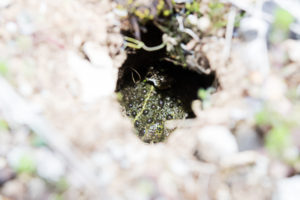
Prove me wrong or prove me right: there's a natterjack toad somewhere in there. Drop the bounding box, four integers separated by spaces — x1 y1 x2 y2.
119 66 188 143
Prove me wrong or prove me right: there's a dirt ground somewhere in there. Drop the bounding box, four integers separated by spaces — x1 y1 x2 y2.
0 0 300 199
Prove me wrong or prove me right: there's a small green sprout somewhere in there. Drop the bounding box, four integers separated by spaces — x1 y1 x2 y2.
274 8 294 30
270 8 294 43
124 36 166 51
255 106 298 159
198 87 215 109
31 135 48 147
0 119 9 131
157 0 165 13
185 1 200 15
266 125 290 156
163 9 171 17
56 177 69 193
17 153 36 174
0 60 8 76
198 88 209 100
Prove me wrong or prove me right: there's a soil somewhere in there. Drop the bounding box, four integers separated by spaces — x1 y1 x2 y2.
0 0 300 199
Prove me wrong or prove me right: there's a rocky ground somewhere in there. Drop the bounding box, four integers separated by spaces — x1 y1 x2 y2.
0 0 300 199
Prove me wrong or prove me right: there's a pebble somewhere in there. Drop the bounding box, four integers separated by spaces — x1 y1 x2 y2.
1 179 25 199
273 175 300 200
82 42 113 68
235 125 262 151
0 0 12 8
285 40 300 63
17 12 36 35
68 52 117 103
197 126 238 163
186 15 198 26
0 167 16 186
261 75 287 101
7 147 34 171
28 178 47 200
174 0 193 3
36 149 66 182
197 16 211 32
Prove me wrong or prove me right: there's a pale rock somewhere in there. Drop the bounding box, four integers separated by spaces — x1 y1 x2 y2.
82 42 113 68
5 22 18 33
197 126 238 163
273 176 300 200
286 40 300 63
235 125 262 151
36 149 65 182
68 52 117 103
269 161 291 179
17 13 36 35
297 84 300 97
174 0 193 3
0 157 6 169
261 75 287 100
239 17 270 76
28 178 47 200
197 16 211 32
1 179 25 199
7 147 34 170
0 0 12 8
113 8 128 18
186 15 198 26
282 146 299 162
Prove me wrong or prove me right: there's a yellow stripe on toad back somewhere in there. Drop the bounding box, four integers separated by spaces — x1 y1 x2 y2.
134 85 154 122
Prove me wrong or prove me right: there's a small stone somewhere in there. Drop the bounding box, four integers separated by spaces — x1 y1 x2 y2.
0 0 12 8
113 8 128 18
235 125 262 151
68 52 116 103
0 167 16 186
274 175 300 200
262 75 287 101
197 126 238 163
1 180 25 199
174 0 193 3
5 22 17 33
28 178 47 200
286 40 300 63
197 16 211 32
36 149 65 182
187 14 198 26
82 42 113 68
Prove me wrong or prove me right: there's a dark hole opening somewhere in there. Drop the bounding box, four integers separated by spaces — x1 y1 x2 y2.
117 23 216 118
116 22 218 142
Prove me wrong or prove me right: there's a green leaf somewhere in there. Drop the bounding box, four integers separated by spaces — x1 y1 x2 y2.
274 8 294 30
31 135 47 147
198 88 208 100
266 125 290 155
255 109 270 125
0 60 8 76
17 153 36 174
0 119 9 130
